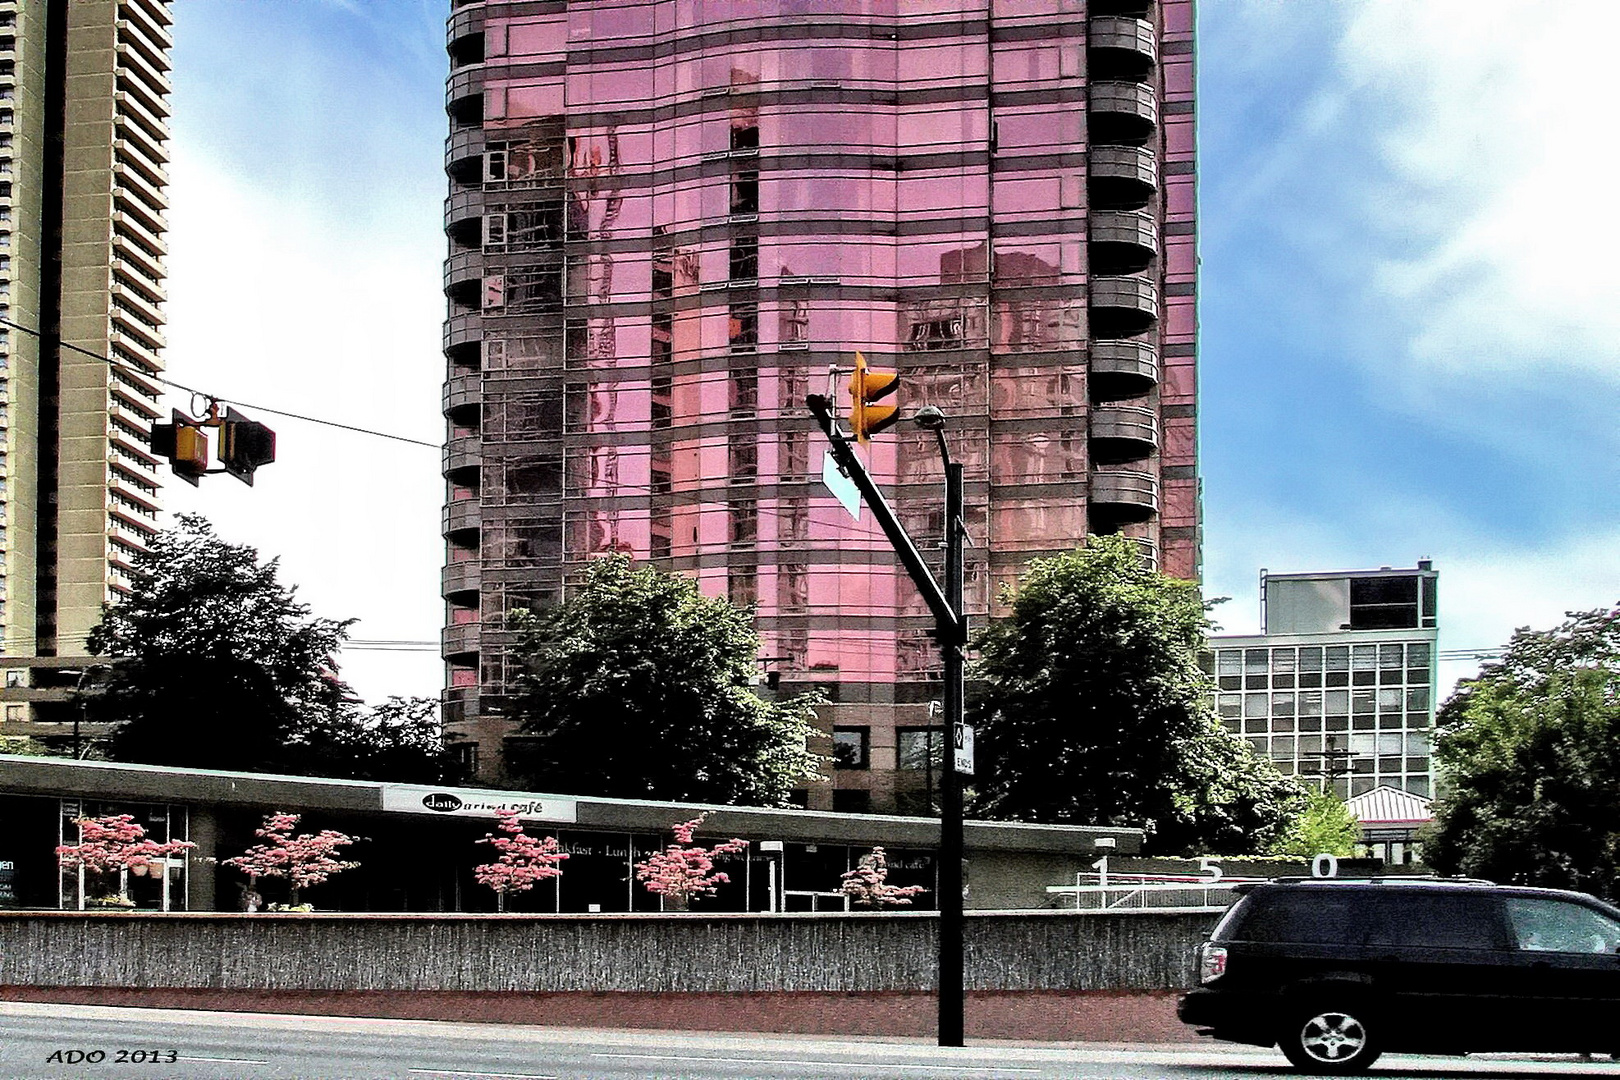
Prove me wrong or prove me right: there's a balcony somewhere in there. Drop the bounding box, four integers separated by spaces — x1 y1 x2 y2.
444 188 484 234
1089 275 1159 338
1088 81 1157 146
1089 404 1158 463
442 560 481 597
1088 144 1157 210
447 4 484 46
1130 535 1159 572
442 622 481 658
443 249 482 296
1088 17 1156 82
446 65 485 111
1089 209 1157 276
1089 339 1159 400
442 372 481 416
443 313 481 354
442 500 481 537
445 127 485 174
441 685 480 726
442 433 482 477
1088 469 1160 527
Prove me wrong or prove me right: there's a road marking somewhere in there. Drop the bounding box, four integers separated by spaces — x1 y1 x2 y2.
180 1057 271 1066
592 1054 1041 1073
407 1071 559 1080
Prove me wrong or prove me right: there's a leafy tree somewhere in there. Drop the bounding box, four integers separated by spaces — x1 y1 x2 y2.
1425 607 1620 899
968 535 1306 854
56 814 196 907
840 846 927 908
632 815 749 908
84 515 451 783
219 812 360 910
1267 790 1361 858
505 555 823 805
474 809 568 912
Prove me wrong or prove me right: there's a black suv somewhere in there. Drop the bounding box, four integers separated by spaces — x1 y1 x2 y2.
1178 879 1620 1073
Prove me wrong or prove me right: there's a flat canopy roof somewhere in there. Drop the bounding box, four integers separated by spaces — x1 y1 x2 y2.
0 755 1141 856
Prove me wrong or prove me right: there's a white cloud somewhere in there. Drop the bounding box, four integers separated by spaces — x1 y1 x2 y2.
1337 0 1620 382
161 149 446 705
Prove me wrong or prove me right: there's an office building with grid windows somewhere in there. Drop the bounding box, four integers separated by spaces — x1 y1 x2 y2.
1209 563 1439 799
0 0 170 742
440 0 1199 809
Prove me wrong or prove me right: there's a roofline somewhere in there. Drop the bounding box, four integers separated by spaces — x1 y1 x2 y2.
0 755 1143 856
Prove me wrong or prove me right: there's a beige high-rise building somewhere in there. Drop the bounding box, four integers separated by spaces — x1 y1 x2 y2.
0 0 170 742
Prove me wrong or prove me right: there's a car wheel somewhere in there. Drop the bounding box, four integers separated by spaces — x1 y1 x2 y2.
1280 1002 1383 1074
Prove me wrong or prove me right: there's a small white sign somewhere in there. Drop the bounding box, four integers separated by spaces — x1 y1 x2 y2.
822 450 862 521
953 723 975 776
380 785 578 823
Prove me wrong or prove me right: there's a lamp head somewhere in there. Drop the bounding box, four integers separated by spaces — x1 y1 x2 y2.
912 406 946 431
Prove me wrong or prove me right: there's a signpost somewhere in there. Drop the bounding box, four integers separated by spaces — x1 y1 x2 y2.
809 391 968 1048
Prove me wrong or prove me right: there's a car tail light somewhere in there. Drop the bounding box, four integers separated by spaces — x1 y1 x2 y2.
1198 943 1228 985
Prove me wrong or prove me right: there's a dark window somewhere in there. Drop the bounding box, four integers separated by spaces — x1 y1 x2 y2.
1366 891 1508 950
832 727 869 770
1227 891 1360 944
1504 898 1620 954
832 789 871 814
897 727 943 771
1350 575 1420 630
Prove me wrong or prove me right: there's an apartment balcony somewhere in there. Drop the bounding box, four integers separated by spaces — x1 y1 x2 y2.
108 327 163 372
447 4 485 46
444 188 484 235
443 372 482 416
1088 469 1160 527
442 433 482 477
112 208 169 257
446 65 485 112
443 249 482 296
1089 404 1158 463
1089 275 1159 338
116 17 171 71
1130 535 1159 572
442 560 481 598
442 622 481 659
445 127 486 174
1089 209 1158 276
442 500 481 537
1088 144 1157 210
1088 17 1156 83
1088 81 1157 146
110 307 165 353
114 90 168 145
441 685 479 725
1089 339 1159 400
443 312 482 353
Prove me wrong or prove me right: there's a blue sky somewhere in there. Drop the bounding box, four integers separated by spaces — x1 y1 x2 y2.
160 1 1620 703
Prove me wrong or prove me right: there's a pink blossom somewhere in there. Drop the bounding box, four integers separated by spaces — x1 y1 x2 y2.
633 815 749 904
55 814 196 877
840 846 927 908
220 812 359 908
473 809 568 911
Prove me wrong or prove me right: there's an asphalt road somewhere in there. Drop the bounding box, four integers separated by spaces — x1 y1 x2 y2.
2 1003 1617 1080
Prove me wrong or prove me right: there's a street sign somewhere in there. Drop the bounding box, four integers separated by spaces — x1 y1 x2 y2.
953 723 975 776
822 449 862 520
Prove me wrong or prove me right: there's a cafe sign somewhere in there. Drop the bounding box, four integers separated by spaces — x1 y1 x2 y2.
380 785 578 824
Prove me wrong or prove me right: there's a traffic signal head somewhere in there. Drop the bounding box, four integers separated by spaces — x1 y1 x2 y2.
149 410 208 486
220 408 276 486
847 351 899 445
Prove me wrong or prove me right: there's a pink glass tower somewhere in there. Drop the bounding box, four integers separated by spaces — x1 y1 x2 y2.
441 0 1198 807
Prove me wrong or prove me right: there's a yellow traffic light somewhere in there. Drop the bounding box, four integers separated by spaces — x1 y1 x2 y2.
149 411 209 486
848 351 899 444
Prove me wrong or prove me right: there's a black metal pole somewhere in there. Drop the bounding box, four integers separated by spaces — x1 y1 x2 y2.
938 460 966 1046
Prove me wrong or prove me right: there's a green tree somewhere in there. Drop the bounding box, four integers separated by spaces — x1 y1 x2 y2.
505 554 822 806
84 515 450 782
1425 607 1620 899
968 535 1306 854
1267 789 1361 858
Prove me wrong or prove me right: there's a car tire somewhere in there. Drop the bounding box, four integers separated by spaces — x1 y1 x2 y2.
1279 1000 1383 1074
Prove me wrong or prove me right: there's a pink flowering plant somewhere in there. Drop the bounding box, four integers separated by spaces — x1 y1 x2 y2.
840 846 927 908
220 812 359 910
474 808 569 912
633 815 748 908
55 814 196 907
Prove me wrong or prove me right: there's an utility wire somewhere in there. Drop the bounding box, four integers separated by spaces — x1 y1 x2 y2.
0 317 439 448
